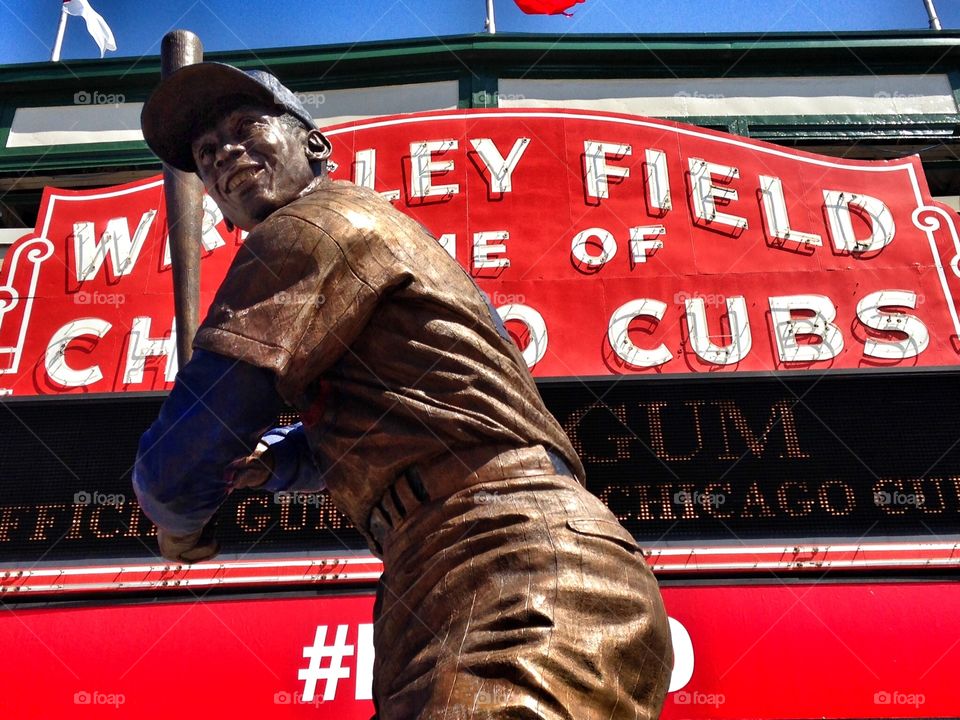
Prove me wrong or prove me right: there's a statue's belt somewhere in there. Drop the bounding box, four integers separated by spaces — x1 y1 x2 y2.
366 444 575 556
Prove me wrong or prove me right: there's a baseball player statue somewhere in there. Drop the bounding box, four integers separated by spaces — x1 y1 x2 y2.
135 61 673 719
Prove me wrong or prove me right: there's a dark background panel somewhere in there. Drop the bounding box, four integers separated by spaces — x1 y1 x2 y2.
549 373 960 542
1 371 958 565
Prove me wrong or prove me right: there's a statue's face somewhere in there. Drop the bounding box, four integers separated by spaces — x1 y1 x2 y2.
191 104 320 231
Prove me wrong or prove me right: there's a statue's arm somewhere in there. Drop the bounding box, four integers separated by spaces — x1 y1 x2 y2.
132 348 286 558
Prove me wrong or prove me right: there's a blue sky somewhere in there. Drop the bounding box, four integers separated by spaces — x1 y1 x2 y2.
1 0 959 65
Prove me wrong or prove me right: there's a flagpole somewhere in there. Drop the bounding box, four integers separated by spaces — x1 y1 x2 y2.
485 0 496 33
51 7 67 62
922 0 942 30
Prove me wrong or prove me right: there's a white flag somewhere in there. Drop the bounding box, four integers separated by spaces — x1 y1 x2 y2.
62 0 117 58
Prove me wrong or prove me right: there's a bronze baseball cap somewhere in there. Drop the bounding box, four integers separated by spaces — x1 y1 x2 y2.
141 62 319 174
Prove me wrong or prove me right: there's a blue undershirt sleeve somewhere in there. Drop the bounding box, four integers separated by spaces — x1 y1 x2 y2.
132 348 287 536
258 423 325 494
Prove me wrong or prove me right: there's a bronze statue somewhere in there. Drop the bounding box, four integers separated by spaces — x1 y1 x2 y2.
136 62 673 719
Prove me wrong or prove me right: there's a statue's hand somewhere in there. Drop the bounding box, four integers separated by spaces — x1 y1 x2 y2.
225 443 275 490
158 525 219 564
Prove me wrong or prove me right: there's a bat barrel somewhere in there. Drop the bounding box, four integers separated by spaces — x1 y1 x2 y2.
160 30 204 368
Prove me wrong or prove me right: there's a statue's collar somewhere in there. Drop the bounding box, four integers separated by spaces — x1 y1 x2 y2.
297 175 331 199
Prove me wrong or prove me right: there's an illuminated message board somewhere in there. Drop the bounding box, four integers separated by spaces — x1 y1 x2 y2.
1 371 957 566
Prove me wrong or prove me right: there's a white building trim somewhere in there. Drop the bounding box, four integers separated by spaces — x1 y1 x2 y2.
498 74 958 117
5 80 461 148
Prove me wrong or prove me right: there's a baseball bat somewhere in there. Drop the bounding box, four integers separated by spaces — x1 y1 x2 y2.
160 30 204 367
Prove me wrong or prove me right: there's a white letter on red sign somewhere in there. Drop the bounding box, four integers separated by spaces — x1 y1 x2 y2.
645 149 672 212
856 290 929 360
823 190 895 254
571 228 617 268
163 195 227 267
629 225 665 264
473 231 510 270
470 138 530 193
759 175 822 246
668 617 694 692
608 299 672 367
685 296 752 365
689 159 748 232
584 141 632 200
769 294 844 362
410 140 459 198
199 194 227 251
353 149 401 201
437 233 457 260
497 304 548 368
44 318 111 387
355 623 374 701
73 211 156 282
123 317 177 384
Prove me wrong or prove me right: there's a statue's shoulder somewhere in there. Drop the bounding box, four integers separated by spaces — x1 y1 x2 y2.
275 179 412 239
283 179 385 219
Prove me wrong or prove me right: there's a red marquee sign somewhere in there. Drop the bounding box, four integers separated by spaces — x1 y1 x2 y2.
2 582 956 718
2 108 960 395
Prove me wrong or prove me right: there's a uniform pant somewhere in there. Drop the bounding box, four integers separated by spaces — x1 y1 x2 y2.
371 473 673 719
